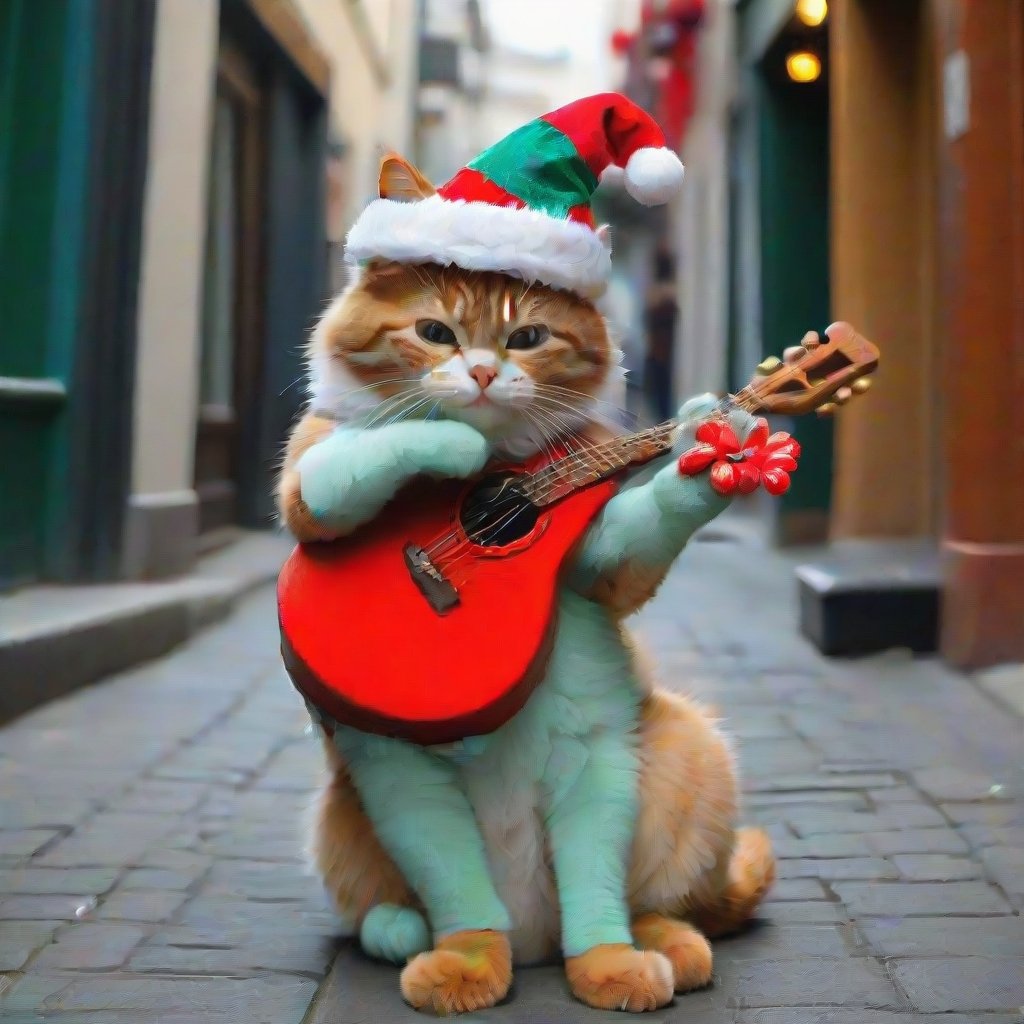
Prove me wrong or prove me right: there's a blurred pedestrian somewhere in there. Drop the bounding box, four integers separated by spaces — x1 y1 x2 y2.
643 245 678 421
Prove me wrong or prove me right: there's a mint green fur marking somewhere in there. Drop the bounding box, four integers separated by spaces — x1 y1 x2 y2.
360 904 431 963
304 394 756 960
297 419 489 533
333 726 512 939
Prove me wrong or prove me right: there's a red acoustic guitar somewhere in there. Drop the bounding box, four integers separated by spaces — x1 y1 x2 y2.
279 322 879 744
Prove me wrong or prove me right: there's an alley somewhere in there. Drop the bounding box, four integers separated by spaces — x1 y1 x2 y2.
1 534 1022 1023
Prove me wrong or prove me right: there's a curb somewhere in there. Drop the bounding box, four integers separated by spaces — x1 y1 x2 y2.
0 533 292 725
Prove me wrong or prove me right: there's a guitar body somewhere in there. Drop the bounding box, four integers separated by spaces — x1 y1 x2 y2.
278 470 618 745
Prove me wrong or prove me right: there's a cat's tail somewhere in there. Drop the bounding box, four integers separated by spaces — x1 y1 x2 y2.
689 827 775 938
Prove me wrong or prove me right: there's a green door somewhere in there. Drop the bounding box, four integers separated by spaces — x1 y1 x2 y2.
0 1 92 589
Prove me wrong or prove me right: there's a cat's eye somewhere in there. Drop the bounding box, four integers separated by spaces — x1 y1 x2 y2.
506 325 550 351
416 319 458 346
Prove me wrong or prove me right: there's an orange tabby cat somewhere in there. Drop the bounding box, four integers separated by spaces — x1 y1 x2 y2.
278 252 774 1014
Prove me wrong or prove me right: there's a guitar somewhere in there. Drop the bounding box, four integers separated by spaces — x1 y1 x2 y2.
278 321 879 745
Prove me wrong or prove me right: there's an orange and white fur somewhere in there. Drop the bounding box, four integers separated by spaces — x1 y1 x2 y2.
277 158 774 1015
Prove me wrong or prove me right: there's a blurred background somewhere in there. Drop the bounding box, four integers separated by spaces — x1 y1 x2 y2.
1 0 1021 683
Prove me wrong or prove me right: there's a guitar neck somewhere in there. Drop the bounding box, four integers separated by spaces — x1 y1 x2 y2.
519 389 769 510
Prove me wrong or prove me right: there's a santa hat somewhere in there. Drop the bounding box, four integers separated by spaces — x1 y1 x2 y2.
346 93 684 298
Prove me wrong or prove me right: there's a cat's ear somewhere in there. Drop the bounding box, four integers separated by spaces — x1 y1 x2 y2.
379 153 436 202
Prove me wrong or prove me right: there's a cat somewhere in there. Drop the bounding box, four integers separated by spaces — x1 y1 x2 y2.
276 157 775 1016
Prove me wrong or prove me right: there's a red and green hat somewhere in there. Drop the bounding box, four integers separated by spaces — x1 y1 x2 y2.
346 93 685 298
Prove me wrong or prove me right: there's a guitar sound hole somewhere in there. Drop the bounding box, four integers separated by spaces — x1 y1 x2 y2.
460 475 539 547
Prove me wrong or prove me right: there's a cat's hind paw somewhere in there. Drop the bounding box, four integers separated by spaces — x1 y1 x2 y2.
360 903 431 964
631 914 713 992
565 943 674 1012
400 930 512 1015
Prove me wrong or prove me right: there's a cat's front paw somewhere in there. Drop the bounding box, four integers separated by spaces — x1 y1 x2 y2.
565 943 674 1013
673 392 759 456
408 420 490 479
400 930 512 1015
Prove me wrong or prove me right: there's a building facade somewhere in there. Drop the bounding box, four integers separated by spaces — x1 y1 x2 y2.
672 0 1023 668
0 0 419 591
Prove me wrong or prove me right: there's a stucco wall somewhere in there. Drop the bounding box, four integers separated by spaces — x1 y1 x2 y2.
131 0 217 498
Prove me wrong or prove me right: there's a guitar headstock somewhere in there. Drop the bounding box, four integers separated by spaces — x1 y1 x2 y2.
742 322 880 416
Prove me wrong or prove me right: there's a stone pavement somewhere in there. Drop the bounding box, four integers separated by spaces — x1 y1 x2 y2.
0 535 1021 1023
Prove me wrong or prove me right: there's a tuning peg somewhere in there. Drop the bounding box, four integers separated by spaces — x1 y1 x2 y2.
757 356 783 375
834 387 853 404
783 345 807 364
801 331 821 349
852 378 872 394
816 403 837 416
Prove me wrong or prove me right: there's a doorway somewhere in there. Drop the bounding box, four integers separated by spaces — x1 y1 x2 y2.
194 42 266 537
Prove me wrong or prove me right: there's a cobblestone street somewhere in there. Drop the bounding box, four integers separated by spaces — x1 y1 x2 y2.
1 535 1022 1023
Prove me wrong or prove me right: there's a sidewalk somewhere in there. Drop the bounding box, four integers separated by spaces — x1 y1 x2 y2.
0 534 1021 1022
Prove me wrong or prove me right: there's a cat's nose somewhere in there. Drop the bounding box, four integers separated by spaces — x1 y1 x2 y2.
469 365 497 390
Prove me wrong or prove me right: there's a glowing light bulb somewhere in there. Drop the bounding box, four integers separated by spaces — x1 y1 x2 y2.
795 0 828 27
786 50 821 83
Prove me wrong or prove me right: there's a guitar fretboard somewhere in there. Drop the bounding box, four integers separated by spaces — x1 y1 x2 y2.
518 387 764 509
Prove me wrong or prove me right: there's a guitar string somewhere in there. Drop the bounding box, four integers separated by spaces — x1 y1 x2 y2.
421 410 620 570
412 349 846 573
435 402 616 571
420 407 618 560
415 382 770 566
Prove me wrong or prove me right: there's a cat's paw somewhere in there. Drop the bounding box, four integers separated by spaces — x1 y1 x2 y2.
400 930 512 1015
360 904 431 964
407 420 490 479
565 943 674 1012
631 914 713 992
672 393 759 456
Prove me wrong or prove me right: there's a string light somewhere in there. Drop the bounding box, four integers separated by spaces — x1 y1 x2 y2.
795 0 828 27
786 50 822 83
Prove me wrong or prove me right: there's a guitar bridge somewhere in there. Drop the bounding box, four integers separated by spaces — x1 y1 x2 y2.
403 544 460 614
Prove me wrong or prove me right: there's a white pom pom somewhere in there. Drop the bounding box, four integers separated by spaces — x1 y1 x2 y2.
623 147 685 206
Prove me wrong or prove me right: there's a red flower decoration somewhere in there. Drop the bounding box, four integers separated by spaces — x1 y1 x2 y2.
677 417 801 496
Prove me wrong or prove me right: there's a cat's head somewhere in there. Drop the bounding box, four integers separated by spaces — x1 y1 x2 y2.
308 155 619 453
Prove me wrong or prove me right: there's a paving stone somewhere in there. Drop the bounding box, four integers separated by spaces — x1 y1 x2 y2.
772 835 872 859
0 867 119 895
718 957 901 1009
118 867 198 891
96 890 187 923
777 858 898 881
786 805 947 837
138 849 212 874
35 814 175 868
760 902 849 924
747 792 868 810
859 916 1024 957
0 895 97 920
201 859 321 901
979 845 1024 908
15 973 318 1020
713 924 852 960
940 802 1023 826
832 881 1012 917
864 828 969 855
957 823 1024 851
891 956 1024 1012
739 1011 1024 1024
128 929 338 975
30 922 145 970
0 921 63 970
0 829 63 860
763 879 828 902
892 854 981 881
913 766 1017 802
867 785 925 803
